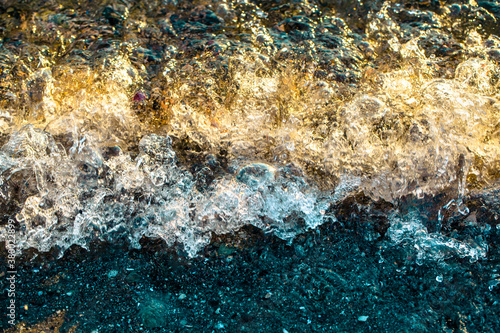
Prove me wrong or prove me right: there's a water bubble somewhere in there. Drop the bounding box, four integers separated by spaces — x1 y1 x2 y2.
236 163 275 189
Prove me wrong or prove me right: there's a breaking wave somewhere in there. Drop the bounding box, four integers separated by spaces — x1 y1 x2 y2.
0 1 499 261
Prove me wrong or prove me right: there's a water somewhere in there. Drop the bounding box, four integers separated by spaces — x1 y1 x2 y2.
2 1 500 332
0 0 499 261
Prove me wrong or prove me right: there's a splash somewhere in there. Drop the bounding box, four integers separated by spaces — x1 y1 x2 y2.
387 209 488 263
0 125 333 257
0 2 499 259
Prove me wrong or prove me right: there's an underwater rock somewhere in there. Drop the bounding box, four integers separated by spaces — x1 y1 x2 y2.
26 68 53 104
158 17 177 36
198 10 223 26
133 91 147 102
103 5 129 27
279 16 315 32
487 48 500 62
478 1 500 20
138 295 172 328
